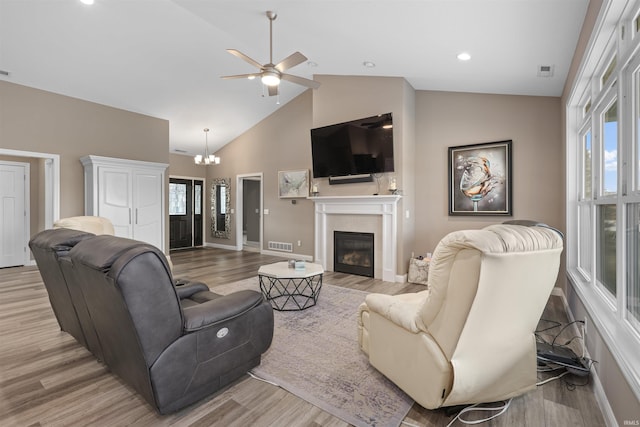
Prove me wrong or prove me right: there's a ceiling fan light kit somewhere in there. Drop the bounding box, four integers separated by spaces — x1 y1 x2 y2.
222 10 320 96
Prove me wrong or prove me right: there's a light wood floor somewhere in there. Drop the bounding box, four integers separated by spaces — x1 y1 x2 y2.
0 247 606 426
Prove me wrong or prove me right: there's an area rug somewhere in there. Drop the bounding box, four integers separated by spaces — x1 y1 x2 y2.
212 278 414 427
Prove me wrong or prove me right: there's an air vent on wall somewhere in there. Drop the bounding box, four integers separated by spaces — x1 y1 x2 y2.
173 149 188 153
268 241 293 252
537 65 554 78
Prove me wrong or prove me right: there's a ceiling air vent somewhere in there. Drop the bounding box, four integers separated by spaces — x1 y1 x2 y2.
173 149 188 153
537 65 554 78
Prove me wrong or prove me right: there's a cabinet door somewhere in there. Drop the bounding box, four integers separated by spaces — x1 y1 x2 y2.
133 170 163 249
98 167 133 239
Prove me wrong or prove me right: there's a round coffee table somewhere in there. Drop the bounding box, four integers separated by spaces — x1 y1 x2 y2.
258 261 324 311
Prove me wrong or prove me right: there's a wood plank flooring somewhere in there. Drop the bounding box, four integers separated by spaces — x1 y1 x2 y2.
0 247 606 426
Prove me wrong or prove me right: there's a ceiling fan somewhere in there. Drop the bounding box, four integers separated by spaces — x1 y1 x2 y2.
221 11 321 96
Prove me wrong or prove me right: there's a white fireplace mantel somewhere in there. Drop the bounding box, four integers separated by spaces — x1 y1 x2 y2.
311 195 401 282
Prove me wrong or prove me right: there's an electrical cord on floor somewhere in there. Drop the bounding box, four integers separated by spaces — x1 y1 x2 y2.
444 399 512 427
537 370 571 386
550 320 584 346
535 318 562 333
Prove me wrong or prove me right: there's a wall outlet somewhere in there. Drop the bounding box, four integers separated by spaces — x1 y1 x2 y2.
297 240 301 247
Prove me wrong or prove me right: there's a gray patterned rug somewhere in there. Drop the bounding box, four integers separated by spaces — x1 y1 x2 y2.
212 278 414 427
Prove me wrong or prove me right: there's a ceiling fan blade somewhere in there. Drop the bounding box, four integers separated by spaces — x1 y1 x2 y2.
281 73 321 89
268 85 278 97
221 73 260 80
226 49 263 70
275 51 307 72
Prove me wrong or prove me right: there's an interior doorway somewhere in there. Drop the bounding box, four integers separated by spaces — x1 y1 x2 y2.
0 161 29 268
236 173 263 252
169 177 204 250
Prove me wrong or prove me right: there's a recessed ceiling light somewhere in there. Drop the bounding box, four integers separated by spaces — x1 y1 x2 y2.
457 52 471 61
80 0 95 5
363 61 376 68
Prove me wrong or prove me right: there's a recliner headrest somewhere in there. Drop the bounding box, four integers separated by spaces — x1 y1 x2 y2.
70 235 159 270
29 228 95 252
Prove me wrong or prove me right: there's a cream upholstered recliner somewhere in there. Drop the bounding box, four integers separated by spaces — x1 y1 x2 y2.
54 215 115 235
357 222 563 409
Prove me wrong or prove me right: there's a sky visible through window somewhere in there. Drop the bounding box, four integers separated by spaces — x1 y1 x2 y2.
604 106 617 194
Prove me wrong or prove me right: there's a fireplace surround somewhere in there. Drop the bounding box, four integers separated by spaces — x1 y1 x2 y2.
311 195 401 282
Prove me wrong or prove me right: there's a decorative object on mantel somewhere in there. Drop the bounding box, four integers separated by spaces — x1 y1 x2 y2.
278 169 309 198
448 139 512 216
194 128 221 165
388 174 399 195
310 180 319 196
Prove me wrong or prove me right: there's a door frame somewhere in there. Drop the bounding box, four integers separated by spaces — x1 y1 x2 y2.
0 149 59 266
0 160 30 266
169 175 205 249
236 173 263 252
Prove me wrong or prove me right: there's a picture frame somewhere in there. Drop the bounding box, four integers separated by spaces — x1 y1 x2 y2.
278 169 309 198
448 140 512 216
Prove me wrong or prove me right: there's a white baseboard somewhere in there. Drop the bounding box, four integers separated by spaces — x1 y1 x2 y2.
549 287 617 427
203 242 238 251
396 273 407 283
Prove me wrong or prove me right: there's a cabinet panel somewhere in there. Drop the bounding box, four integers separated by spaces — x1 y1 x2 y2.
133 171 163 249
82 155 167 251
99 167 132 239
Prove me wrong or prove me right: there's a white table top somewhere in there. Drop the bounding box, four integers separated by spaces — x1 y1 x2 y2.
258 261 324 279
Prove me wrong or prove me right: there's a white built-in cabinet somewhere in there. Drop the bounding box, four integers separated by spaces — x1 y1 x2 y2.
80 155 168 251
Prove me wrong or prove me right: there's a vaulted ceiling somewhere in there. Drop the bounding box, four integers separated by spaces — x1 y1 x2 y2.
0 0 589 155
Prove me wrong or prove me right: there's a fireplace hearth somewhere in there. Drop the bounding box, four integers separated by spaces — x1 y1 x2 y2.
334 231 374 277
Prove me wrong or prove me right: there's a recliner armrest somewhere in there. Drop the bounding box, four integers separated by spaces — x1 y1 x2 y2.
175 281 210 299
182 290 266 332
365 291 429 333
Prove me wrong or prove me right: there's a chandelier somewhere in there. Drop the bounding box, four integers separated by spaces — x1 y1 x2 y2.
194 128 221 165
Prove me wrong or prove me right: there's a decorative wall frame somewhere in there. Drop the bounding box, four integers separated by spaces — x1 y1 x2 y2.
278 170 309 198
211 177 231 238
448 140 512 216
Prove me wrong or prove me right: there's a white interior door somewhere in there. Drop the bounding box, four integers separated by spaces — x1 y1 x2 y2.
0 163 26 268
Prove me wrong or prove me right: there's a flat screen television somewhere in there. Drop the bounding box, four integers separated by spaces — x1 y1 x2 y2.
310 113 394 178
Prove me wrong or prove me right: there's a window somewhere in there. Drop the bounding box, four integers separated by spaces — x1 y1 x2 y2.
568 0 640 399
601 56 617 88
169 183 187 215
602 101 618 195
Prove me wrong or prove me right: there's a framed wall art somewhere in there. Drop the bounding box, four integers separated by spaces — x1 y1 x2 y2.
278 169 309 198
448 140 512 216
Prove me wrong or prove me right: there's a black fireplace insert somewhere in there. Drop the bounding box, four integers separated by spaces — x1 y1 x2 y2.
334 231 374 277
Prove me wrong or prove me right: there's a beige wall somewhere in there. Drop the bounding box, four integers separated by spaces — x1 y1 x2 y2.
204 90 314 255
312 75 416 274
0 81 170 249
414 91 563 254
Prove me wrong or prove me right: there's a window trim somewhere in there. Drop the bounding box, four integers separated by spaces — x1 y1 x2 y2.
566 0 640 403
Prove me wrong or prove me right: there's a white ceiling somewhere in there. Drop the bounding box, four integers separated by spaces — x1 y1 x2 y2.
0 0 589 156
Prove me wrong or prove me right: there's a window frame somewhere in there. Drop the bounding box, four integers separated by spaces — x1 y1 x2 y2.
567 0 640 403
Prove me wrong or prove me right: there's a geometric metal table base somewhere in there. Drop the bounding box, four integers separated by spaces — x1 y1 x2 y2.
257 262 324 311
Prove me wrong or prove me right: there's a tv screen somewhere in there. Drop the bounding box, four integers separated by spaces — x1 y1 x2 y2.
310 113 394 178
